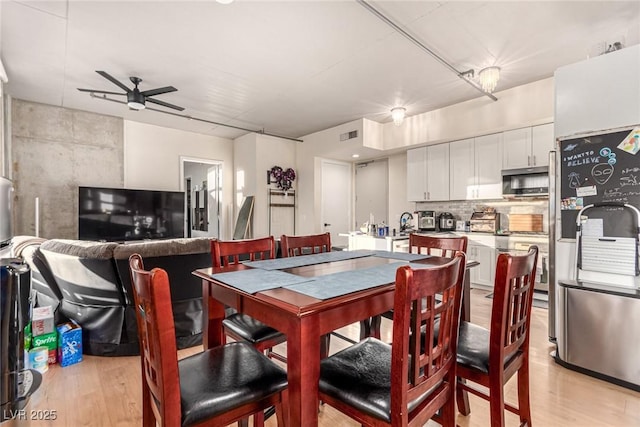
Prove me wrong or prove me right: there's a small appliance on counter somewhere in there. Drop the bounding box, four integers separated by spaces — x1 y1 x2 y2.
455 220 469 232
438 212 456 232
469 208 500 233
399 212 415 234
415 210 436 232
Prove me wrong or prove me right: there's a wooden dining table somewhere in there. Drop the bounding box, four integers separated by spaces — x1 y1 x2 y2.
193 252 476 426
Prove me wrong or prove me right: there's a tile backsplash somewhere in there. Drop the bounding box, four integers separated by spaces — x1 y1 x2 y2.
415 198 549 234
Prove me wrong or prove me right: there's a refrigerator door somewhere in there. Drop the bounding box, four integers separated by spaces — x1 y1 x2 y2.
549 150 557 341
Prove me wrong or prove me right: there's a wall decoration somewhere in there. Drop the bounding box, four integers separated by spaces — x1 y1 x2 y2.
269 166 296 192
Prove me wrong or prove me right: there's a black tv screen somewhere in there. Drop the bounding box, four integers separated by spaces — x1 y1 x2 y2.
79 186 185 242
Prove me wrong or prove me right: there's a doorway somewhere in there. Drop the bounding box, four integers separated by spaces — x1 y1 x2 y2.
180 157 222 239
355 159 388 230
321 159 351 248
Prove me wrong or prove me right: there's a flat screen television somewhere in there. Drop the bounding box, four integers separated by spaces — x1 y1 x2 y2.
78 186 185 242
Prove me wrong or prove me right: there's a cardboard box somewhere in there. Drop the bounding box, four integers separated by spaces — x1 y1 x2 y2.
509 214 543 232
32 306 54 336
32 331 58 364
57 321 83 367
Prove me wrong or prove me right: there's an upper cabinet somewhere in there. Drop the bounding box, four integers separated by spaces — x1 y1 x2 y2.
407 147 428 201
531 123 555 167
503 123 554 169
449 134 503 200
407 144 450 201
449 138 475 200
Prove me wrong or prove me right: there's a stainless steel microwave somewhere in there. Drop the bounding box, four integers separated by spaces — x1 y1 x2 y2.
502 166 549 197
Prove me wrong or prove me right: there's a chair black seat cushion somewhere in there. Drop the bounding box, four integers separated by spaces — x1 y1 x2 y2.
222 313 284 344
456 321 519 374
179 341 287 426
456 321 491 373
319 338 438 422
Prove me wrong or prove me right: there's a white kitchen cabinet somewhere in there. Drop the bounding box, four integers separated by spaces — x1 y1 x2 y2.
503 127 532 169
449 138 475 200
531 123 555 167
475 133 503 200
449 134 502 200
503 123 555 169
468 243 496 288
407 147 428 201
407 144 450 201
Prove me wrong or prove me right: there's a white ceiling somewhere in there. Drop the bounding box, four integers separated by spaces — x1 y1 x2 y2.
2 1 639 142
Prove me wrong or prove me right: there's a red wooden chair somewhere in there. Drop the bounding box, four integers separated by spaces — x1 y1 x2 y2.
455 245 539 427
211 237 287 363
128 254 287 427
369 233 468 338
280 233 332 357
318 253 466 426
409 233 468 257
280 232 331 257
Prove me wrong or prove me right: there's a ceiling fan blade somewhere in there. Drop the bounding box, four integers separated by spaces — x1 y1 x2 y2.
140 86 177 97
96 71 132 93
77 88 125 95
146 98 185 111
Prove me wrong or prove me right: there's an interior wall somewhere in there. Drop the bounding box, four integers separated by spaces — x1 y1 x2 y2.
387 152 413 233
11 99 123 238
297 119 363 236
123 120 234 239
232 133 297 238
383 77 554 150
233 133 257 237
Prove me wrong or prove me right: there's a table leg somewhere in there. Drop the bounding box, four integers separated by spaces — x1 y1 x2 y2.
286 316 320 426
201 279 226 349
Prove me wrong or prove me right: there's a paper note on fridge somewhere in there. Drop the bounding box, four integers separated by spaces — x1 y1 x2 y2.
617 127 640 155
576 185 597 197
582 218 603 237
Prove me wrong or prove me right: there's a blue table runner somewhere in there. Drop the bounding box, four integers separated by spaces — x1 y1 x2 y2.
242 249 376 270
283 262 434 300
210 269 311 294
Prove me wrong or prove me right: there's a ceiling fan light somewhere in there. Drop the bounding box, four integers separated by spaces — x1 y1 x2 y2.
127 101 146 110
391 107 406 126
478 66 500 93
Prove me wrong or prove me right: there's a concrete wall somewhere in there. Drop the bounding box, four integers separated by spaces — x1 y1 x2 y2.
11 99 123 238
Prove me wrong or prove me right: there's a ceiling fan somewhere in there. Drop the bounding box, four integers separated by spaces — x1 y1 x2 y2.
77 70 184 111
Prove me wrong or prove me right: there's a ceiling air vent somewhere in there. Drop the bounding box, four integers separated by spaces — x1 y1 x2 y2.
339 130 358 141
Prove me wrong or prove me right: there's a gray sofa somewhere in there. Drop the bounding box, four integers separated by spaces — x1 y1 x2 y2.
16 236 212 356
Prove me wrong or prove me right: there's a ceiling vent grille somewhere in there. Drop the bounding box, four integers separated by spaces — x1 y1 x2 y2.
339 130 358 141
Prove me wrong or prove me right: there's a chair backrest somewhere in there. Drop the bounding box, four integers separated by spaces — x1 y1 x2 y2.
390 252 466 423
280 232 331 257
490 245 539 367
129 254 181 426
211 236 276 267
409 233 468 258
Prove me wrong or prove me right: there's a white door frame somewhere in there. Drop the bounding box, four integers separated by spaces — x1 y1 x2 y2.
180 156 223 238
320 159 352 248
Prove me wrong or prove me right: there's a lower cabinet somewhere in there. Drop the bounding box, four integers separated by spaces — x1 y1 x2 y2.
468 243 495 288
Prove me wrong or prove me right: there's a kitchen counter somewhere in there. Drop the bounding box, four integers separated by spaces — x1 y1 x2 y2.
340 232 409 252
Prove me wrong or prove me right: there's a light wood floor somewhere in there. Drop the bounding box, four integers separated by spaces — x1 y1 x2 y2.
17 289 640 426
